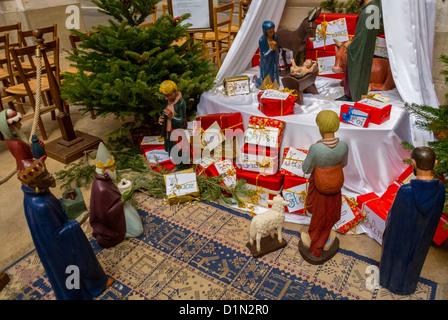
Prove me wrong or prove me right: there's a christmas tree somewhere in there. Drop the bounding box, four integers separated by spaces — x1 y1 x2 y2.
61 0 217 130
402 54 448 209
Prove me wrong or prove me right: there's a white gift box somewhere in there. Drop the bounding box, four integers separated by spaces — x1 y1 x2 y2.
145 149 172 164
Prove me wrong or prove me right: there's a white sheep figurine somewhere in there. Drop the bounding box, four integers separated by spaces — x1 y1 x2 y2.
249 194 290 252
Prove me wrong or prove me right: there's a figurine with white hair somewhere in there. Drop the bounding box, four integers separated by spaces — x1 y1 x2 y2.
247 194 289 258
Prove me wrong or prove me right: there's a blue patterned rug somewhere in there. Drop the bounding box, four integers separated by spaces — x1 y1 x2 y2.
0 194 438 300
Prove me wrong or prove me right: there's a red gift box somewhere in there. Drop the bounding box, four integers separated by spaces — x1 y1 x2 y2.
381 165 415 205
282 175 308 214
305 49 345 80
306 13 359 51
205 159 238 189
433 212 448 246
354 98 392 125
236 169 283 208
358 192 391 244
245 115 286 149
240 143 279 175
236 168 284 192
196 112 244 138
339 104 371 128
257 90 297 117
334 194 365 234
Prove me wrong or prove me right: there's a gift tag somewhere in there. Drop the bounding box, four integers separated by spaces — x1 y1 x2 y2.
202 121 226 151
245 126 280 148
314 17 350 49
214 160 237 188
280 147 310 178
165 172 198 197
261 89 290 101
141 136 164 145
347 109 369 128
282 183 308 213
317 56 336 75
145 149 171 163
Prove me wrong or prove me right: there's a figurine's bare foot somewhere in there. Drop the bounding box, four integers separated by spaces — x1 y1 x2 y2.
301 231 311 247
105 277 115 289
324 230 337 251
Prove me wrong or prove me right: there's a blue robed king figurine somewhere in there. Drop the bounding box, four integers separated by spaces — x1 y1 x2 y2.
379 146 446 295
255 20 280 88
18 158 114 300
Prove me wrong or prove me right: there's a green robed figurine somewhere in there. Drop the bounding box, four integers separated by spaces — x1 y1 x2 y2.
337 0 381 102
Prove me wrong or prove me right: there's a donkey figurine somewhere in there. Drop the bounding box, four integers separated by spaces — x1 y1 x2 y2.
277 7 321 70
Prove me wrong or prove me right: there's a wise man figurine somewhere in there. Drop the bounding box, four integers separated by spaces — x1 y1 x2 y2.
18 158 114 299
380 146 446 295
299 110 349 264
89 142 143 249
0 109 33 169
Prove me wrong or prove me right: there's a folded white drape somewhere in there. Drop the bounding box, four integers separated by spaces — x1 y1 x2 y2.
215 0 286 82
381 0 439 146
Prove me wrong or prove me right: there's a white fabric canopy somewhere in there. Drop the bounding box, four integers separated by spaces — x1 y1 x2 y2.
381 0 439 147
215 0 286 82
215 0 440 147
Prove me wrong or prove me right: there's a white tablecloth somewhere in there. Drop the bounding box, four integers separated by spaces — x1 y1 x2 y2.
197 68 413 225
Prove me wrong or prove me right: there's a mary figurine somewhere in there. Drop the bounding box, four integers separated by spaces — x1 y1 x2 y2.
255 20 280 88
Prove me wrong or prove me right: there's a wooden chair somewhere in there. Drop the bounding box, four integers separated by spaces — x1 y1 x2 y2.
19 24 57 70
5 39 61 140
195 2 234 68
0 22 21 64
219 0 251 42
138 5 158 28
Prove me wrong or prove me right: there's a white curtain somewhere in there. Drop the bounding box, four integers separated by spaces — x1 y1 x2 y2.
381 0 439 147
215 0 287 82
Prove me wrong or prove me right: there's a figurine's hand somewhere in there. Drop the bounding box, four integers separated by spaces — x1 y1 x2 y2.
269 40 276 50
158 115 164 125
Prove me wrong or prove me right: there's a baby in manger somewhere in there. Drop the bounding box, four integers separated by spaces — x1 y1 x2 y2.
290 59 317 78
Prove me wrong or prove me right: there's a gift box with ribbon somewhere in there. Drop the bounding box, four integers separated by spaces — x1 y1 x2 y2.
280 147 310 178
236 169 284 208
381 164 415 205
334 194 365 234
139 135 165 155
306 13 359 51
282 175 308 214
257 87 297 117
164 168 200 205
205 159 238 189
196 113 244 139
244 115 286 149
354 98 392 125
240 143 279 175
339 104 371 128
194 156 217 176
357 192 391 244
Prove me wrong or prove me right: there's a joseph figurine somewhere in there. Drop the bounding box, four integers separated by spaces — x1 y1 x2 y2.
338 0 381 101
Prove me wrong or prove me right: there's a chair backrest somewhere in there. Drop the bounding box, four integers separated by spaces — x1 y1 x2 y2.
9 38 61 101
0 22 21 47
214 2 234 35
19 24 57 47
0 33 15 83
68 33 81 55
